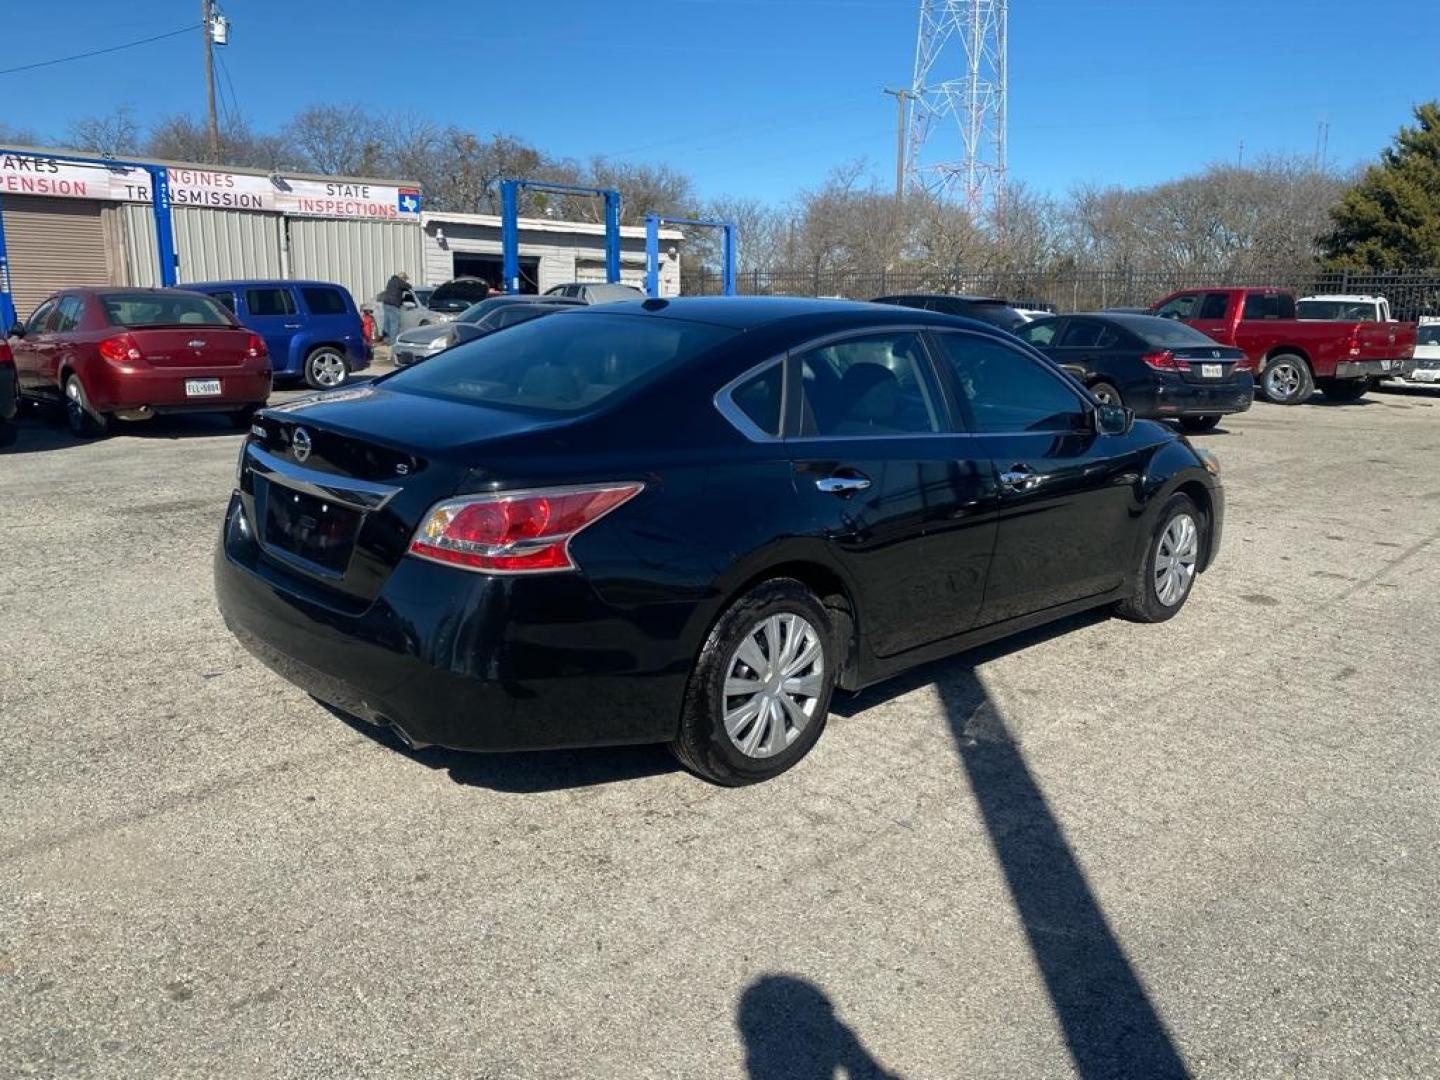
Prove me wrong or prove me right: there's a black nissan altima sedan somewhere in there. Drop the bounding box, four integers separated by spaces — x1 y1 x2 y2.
216 297 1224 785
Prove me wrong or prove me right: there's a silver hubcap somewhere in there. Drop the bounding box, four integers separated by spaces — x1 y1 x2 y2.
722 613 825 759
1265 362 1301 399
1154 512 1199 606
311 351 346 387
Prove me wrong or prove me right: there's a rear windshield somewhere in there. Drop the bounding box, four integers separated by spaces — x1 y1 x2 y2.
1296 299 1380 321
101 293 233 328
966 302 1029 333
1108 315 1221 348
1419 325 1440 346
385 312 737 413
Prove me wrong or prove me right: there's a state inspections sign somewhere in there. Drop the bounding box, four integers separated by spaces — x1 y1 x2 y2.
0 152 421 221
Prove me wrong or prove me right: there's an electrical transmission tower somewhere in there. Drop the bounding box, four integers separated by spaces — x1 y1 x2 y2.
905 0 1008 218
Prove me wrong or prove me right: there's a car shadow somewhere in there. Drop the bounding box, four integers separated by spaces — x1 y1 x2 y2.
323 702 679 793
0 409 244 454
737 974 906 1080
834 610 1192 1079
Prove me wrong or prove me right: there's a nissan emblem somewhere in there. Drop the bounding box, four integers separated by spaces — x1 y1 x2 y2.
292 427 312 463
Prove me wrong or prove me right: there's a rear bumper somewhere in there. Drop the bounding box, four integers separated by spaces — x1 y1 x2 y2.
1134 376 1254 418
87 363 272 413
1402 364 1440 383
1335 357 1415 379
214 493 692 752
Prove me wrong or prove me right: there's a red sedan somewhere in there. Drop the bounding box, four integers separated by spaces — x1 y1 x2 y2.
6 287 272 437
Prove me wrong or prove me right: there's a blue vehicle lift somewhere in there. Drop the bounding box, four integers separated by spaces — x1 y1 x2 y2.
499 179 622 295
645 213 737 297
0 149 178 329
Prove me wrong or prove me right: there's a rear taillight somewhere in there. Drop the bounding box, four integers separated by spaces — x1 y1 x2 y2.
1141 349 1187 372
0 341 12 367
98 333 142 362
1348 327 1362 357
409 483 644 574
246 333 266 359
1234 355 1255 372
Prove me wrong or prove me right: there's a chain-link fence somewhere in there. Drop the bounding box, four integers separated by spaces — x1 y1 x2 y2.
686 266 1440 320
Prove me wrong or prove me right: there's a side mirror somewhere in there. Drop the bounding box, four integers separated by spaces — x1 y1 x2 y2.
1094 404 1134 436
401 298 418 309
8 322 23 339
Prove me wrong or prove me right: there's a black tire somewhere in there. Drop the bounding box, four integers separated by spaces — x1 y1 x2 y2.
1259 353 1313 405
0 419 15 449
671 578 836 785
1179 414 1221 433
1115 493 1203 624
1319 378 1367 403
64 374 110 438
303 347 350 391
228 403 261 429
1089 381 1122 407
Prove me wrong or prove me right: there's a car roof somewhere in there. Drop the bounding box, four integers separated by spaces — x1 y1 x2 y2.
560 295 1015 334
874 293 1010 304
186 279 345 289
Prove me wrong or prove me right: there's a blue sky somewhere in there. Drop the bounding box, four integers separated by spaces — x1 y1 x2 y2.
6 0 1438 204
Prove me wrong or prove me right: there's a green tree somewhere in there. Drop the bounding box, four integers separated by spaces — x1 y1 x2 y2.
1322 102 1440 269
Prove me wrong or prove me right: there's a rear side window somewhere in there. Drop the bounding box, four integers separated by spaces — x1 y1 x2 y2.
301 287 347 315
51 296 85 333
246 287 297 317
1153 294 1200 320
207 291 238 313
1197 293 1230 319
101 293 233 327
1242 292 1296 320
1016 319 1061 346
726 361 784 438
387 312 735 414
1056 320 1118 349
934 333 1087 434
795 332 940 437
965 303 1030 333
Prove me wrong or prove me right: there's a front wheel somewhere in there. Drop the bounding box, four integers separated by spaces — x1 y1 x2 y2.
1179 414 1221 433
671 579 835 785
1116 493 1203 623
1260 354 1313 405
304 347 349 390
64 374 110 438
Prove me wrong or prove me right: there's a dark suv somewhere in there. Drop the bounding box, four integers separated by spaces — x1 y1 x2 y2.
871 294 1030 333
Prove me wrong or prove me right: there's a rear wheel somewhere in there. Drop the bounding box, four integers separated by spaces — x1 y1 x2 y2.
304 347 349 390
1116 494 1202 623
671 579 835 785
1259 354 1313 405
64 374 110 438
1179 414 1221 433
1318 378 1367 403
1089 381 1122 407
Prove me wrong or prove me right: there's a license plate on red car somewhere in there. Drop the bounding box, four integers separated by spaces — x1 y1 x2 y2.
186 379 222 397
1201 364 1222 378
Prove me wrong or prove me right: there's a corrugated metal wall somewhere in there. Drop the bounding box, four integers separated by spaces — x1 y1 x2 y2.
118 205 284 286
174 207 283 283
289 218 423 307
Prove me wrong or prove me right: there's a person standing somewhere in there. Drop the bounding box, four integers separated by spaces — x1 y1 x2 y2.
379 271 410 344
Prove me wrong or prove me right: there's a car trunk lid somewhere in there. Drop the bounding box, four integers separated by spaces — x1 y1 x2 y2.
128 327 253 368
1170 345 1248 384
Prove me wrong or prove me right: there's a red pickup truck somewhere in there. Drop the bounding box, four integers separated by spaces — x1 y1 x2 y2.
1149 287 1417 404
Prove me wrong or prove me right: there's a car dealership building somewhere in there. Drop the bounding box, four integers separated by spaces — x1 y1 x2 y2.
0 145 680 327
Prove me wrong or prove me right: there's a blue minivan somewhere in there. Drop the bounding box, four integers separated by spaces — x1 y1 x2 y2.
190 280 370 389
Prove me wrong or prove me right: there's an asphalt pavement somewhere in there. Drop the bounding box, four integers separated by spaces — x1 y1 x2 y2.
2 382 1437 1079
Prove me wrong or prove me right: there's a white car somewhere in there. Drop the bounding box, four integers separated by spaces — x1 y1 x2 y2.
1296 294 1394 322
1403 322 1440 384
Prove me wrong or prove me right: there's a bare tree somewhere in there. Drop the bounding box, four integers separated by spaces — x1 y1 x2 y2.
284 105 383 176
67 106 142 157
0 122 43 147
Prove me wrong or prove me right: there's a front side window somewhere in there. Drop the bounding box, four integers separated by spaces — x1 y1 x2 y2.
934 333 1088 434
387 312 735 414
101 293 232 327
51 296 85 333
795 332 940 437
301 287 347 315
1154 293 1199 320
246 287 297 317
25 299 58 334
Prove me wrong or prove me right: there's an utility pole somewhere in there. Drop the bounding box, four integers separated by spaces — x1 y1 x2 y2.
203 0 220 161
882 87 914 201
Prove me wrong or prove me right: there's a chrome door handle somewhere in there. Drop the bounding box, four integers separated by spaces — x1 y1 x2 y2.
816 475 871 494
999 465 1044 492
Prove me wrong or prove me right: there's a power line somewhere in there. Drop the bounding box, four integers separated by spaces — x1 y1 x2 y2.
0 24 199 77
